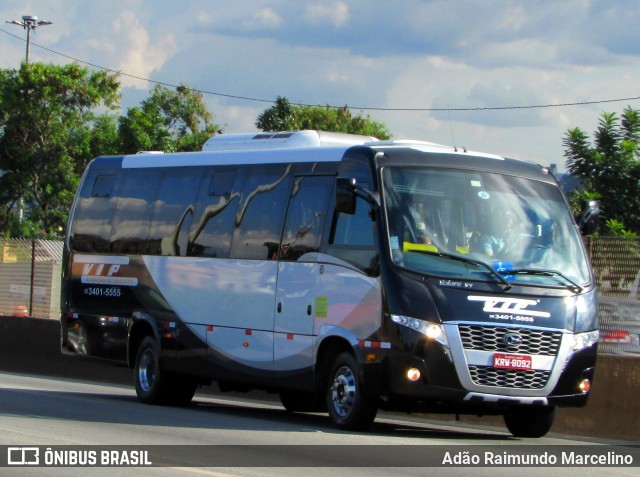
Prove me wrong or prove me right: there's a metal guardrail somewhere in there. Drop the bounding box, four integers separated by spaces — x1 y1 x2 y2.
1 237 639 355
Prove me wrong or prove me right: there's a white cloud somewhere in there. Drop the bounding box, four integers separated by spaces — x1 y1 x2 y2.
305 2 350 28
108 11 177 88
242 8 283 30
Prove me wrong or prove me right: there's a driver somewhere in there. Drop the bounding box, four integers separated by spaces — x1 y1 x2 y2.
477 210 516 257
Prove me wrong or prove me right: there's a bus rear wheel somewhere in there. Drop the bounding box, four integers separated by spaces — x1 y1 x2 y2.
325 352 377 430
134 336 197 406
504 405 556 438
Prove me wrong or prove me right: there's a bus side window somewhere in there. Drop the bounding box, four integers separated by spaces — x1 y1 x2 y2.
110 170 160 254
332 197 374 247
147 168 200 256
230 165 291 260
328 196 378 276
280 176 332 261
71 174 117 252
188 170 239 258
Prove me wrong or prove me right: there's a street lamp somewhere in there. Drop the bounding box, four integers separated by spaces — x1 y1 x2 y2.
5 15 53 64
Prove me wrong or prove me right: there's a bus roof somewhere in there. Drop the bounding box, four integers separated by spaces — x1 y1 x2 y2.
121 145 353 169
117 131 512 169
370 140 506 161
121 130 378 169
201 130 378 151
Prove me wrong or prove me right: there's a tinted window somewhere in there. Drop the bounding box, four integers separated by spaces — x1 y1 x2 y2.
92 175 116 197
188 170 240 258
328 195 378 275
382 166 591 285
208 172 235 197
72 173 118 252
280 175 332 261
110 169 160 254
332 198 375 247
148 168 200 256
230 165 291 260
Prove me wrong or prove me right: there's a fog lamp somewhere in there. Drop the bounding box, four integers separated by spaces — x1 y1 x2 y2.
406 368 421 382
578 378 591 393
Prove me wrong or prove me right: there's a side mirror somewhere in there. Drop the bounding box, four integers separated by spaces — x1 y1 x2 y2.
336 177 357 215
576 200 599 235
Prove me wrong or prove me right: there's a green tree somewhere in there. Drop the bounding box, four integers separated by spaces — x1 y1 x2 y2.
0 63 120 237
119 103 172 154
256 96 392 139
119 84 219 154
563 107 640 234
90 114 122 157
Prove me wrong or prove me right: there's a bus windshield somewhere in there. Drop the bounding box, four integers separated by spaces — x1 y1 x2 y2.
381 166 591 288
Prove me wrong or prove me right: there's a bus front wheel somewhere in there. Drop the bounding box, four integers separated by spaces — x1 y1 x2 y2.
134 336 197 406
325 352 377 430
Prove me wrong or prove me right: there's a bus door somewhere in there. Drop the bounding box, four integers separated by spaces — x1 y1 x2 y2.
317 191 382 345
274 175 333 372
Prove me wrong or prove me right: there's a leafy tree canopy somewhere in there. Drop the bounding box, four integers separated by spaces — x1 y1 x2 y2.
563 107 640 235
0 63 120 237
0 64 223 238
256 96 392 140
119 84 220 153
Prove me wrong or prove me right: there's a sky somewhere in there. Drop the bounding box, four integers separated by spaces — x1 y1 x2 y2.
2 1 640 172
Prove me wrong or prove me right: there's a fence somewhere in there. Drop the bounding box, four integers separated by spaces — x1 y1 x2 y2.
585 236 640 356
1 237 639 355
0 239 63 319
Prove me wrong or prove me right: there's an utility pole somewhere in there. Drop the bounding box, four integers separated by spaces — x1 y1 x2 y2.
5 15 52 63
5 15 52 222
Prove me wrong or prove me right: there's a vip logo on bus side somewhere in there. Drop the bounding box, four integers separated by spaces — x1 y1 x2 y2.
467 296 551 318
81 262 122 277
73 254 139 286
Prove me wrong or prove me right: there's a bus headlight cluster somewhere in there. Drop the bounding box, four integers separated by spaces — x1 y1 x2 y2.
570 330 599 351
391 314 448 347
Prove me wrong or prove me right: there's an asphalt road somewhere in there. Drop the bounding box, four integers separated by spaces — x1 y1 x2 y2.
0 372 637 477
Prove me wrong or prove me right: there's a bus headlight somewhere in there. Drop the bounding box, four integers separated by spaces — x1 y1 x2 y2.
570 330 599 352
391 314 448 347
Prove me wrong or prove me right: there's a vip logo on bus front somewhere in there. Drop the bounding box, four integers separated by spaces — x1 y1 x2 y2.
467 296 551 318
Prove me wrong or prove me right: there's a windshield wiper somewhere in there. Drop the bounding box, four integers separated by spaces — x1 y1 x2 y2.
407 249 512 291
499 268 583 293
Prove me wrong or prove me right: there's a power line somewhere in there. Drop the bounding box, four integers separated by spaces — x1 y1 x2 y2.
0 27 274 105
2 26 640 112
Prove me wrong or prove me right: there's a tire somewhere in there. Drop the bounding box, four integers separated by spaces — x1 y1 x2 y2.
134 336 197 406
325 352 377 430
279 390 326 413
504 406 556 438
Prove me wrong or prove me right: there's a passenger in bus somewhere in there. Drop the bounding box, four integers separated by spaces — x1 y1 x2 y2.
402 200 437 253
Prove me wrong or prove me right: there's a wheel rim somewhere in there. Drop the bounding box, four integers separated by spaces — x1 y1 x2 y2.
330 365 356 418
138 348 156 392
76 327 87 355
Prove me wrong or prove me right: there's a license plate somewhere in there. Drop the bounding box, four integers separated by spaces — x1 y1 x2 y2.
493 353 532 370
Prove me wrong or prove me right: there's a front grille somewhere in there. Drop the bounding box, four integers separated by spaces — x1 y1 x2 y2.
468 366 550 389
458 325 562 355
